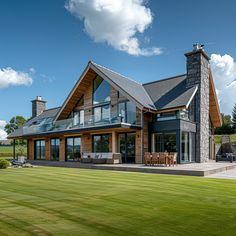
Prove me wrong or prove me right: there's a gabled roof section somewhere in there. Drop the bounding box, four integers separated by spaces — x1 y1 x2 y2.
143 74 198 111
90 62 156 110
55 61 156 121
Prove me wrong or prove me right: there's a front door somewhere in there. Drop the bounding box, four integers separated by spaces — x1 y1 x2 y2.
119 133 135 163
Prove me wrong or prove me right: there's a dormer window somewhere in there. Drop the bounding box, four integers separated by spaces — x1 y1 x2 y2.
93 75 110 105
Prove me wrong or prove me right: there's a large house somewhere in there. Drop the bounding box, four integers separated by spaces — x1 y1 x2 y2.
8 45 222 164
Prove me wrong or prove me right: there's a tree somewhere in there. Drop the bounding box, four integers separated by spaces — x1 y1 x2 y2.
4 116 27 146
232 103 236 130
214 113 234 135
4 116 26 135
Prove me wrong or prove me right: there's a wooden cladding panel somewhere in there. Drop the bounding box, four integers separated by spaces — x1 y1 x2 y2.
209 72 222 127
59 137 65 161
143 113 151 154
111 87 118 115
45 138 50 161
58 68 97 120
28 139 34 160
81 134 92 153
135 130 142 164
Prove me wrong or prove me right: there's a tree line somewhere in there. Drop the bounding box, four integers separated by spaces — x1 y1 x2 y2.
215 103 236 135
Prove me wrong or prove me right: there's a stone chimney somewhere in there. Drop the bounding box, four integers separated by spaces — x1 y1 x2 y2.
185 44 210 163
31 96 46 117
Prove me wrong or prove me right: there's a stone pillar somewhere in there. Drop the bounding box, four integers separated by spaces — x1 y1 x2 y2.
185 45 210 162
59 137 65 161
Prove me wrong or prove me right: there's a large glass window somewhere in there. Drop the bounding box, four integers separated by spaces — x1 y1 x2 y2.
73 110 84 126
50 138 60 161
35 140 45 160
181 132 190 162
66 137 81 161
93 105 110 123
93 76 110 105
92 134 110 152
118 101 136 124
152 133 177 153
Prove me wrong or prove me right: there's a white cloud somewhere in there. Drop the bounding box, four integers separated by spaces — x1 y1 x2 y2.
210 54 236 115
0 120 7 140
65 0 162 56
0 67 33 88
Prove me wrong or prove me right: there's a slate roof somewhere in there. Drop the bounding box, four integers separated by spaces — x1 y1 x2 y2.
8 107 60 138
143 75 198 111
8 63 200 139
91 62 156 110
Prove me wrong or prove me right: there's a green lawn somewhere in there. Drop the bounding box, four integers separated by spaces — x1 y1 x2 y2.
0 167 236 236
0 146 13 153
214 134 236 144
0 145 27 158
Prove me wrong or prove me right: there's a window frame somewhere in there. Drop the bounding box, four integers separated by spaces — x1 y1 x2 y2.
92 75 111 105
92 134 110 153
34 140 46 160
50 138 60 161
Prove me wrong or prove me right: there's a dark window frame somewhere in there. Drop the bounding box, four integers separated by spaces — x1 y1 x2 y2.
34 139 46 160
65 136 81 161
92 134 110 153
50 138 60 161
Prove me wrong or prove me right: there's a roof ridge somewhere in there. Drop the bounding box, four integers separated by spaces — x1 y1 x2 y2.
90 61 143 86
143 74 186 86
43 106 61 112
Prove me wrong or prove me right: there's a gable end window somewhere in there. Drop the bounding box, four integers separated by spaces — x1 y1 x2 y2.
93 75 110 105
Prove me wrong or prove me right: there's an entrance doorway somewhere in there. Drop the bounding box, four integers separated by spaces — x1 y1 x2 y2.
119 133 136 163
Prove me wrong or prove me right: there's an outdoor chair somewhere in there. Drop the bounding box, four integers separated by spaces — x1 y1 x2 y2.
168 152 177 166
144 152 152 166
151 152 159 166
158 152 167 166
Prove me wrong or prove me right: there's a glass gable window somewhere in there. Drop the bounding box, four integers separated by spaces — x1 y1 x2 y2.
66 137 81 161
93 76 110 105
93 134 110 152
35 140 45 160
50 138 60 161
118 101 136 124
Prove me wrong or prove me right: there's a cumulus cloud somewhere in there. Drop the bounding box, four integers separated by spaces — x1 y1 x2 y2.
0 67 33 88
0 120 7 140
210 54 236 115
65 0 162 56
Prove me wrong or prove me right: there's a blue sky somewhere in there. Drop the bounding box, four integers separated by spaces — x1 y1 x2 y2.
0 0 236 138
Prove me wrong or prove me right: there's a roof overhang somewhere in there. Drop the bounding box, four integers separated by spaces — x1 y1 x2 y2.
209 69 222 127
54 62 156 121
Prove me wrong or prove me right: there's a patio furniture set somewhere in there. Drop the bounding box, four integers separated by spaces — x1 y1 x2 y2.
144 152 177 166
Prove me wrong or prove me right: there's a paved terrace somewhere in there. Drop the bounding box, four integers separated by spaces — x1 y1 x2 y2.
28 161 236 177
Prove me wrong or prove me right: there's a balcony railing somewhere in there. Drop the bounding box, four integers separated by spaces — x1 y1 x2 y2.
23 111 141 135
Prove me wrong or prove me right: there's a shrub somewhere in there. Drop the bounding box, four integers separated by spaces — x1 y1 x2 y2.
0 159 10 169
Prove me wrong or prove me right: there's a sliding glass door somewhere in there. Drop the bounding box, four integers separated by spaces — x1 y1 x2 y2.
152 133 177 153
34 140 45 160
50 138 60 161
66 137 81 161
119 133 135 163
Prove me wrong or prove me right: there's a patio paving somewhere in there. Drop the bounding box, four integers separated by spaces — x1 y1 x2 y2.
28 160 236 177
206 169 236 180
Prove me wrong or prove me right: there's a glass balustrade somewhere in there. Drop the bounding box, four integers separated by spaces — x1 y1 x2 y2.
23 111 141 135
